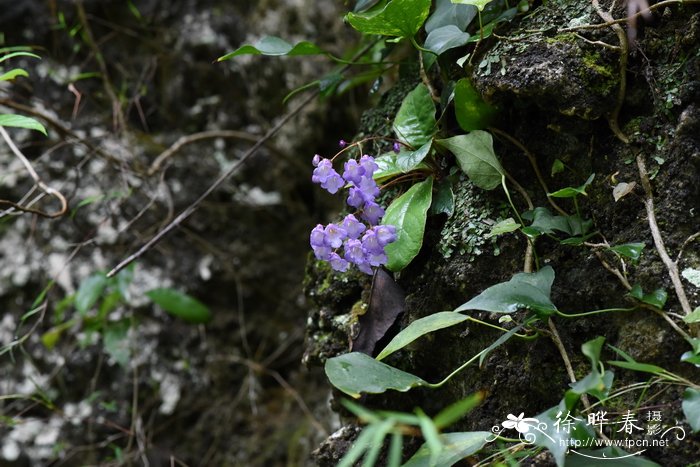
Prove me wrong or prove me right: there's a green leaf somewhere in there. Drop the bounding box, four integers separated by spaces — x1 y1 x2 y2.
451 0 494 11
0 68 29 81
453 78 496 131
429 180 455 216
629 284 667 308
607 360 666 375
433 392 484 429
103 321 131 367
374 152 430 182
416 409 443 464
388 432 403 467
383 177 433 272
682 388 700 433
217 36 325 61
608 243 645 261
530 404 596 467
683 307 700 324
402 431 492 467
522 207 570 235
146 288 212 324
393 84 436 148
455 266 557 316
436 131 504 190
346 0 431 38
364 419 395 467
681 268 700 288
425 0 477 32
424 25 470 55
0 114 47 135
486 218 520 238
551 159 565 177
566 447 661 466
376 311 468 361
324 352 428 398
396 141 432 172
75 274 108 315
0 51 41 63
548 173 595 198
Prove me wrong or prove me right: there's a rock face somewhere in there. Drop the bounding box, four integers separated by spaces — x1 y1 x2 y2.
305 1 700 465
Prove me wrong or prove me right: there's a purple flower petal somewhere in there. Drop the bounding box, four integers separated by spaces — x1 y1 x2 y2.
361 230 384 255
324 223 347 248
343 159 365 185
312 245 332 261
322 172 346 194
347 187 364 209
341 214 366 239
357 176 380 203
329 253 349 272
343 238 365 265
359 154 379 176
375 225 397 246
362 201 385 225
310 224 326 247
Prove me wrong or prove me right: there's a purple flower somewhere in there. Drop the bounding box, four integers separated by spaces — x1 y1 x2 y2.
343 238 365 264
347 187 365 209
359 155 379 176
343 159 365 185
329 252 349 272
312 158 333 184
357 176 380 203
367 252 388 267
393 142 401 153
341 214 366 239
312 245 332 261
374 225 397 246
356 261 374 275
322 172 345 194
361 229 384 255
312 154 322 167
362 201 385 225
310 224 326 247
324 223 347 248
339 139 347 148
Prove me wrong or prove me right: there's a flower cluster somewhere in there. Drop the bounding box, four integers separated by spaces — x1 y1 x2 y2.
310 153 396 274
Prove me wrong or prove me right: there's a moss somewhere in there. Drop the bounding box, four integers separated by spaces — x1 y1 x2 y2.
438 175 501 261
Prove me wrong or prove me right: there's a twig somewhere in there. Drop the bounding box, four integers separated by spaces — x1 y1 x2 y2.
560 0 700 32
594 250 632 290
0 126 68 218
0 98 128 168
106 91 318 277
107 39 380 277
75 0 126 132
547 318 592 411
636 155 693 317
147 130 286 175
676 231 700 264
592 0 629 144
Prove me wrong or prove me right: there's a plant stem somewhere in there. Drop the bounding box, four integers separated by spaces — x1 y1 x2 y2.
555 307 636 318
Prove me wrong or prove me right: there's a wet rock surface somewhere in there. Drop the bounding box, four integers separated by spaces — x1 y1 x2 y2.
305 2 700 465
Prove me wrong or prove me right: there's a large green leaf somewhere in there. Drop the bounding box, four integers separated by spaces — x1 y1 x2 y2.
324 352 428 398
103 321 131 367
383 177 433 272
425 0 477 32
566 447 661 466
453 78 496 131
436 131 503 190
0 114 47 135
374 152 431 182
376 311 468 361
402 431 492 467
396 141 432 172
146 288 212 324
455 266 557 316
607 360 666 375
75 274 108 315
217 36 324 61
424 25 470 56
393 84 436 148
565 337 614 408
346 0 431 37
682 388 700 432
433 393 484 429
